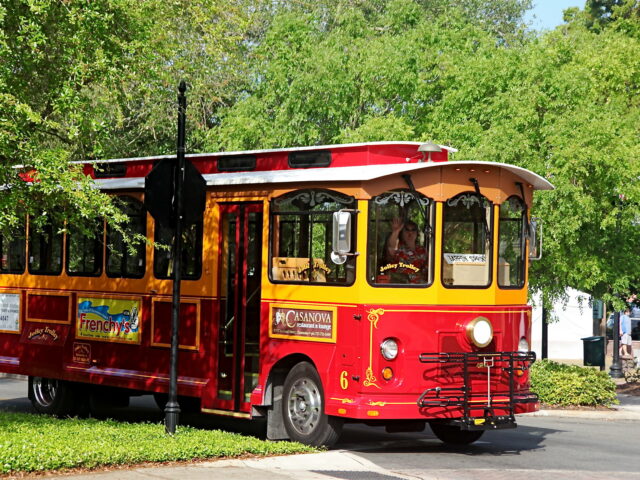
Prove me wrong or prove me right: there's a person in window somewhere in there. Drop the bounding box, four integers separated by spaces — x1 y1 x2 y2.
383 218 427 284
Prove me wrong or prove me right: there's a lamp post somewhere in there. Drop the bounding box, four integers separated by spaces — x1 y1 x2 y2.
165 80 187 434
609 311 623 378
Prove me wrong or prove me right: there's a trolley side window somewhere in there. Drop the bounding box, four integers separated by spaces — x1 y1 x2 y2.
368 190 434 286
270 189 356 285
442 192 493 288
498 195 526 289
154 221 203 280
66 219 104 277
0 219 26 274
28 217 63 275
106 196 146 278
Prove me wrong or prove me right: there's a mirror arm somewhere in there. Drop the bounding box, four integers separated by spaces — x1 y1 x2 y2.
401 174 432 240
469 177 490 239
515 181 531 238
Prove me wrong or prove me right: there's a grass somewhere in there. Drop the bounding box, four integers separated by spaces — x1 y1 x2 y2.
0 411 317 475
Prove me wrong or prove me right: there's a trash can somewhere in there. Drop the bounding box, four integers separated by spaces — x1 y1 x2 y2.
581 336 605 370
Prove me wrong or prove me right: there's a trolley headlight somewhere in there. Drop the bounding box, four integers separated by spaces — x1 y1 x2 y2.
466 317 493 348
380 338 399 360
518 337 530 353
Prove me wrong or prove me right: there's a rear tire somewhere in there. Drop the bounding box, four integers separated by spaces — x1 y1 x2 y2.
28 376 76 416
282 362 342 447
429 421 484 445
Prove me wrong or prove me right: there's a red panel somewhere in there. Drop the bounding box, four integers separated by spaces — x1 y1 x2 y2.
152 301 198 348
27 294 69 322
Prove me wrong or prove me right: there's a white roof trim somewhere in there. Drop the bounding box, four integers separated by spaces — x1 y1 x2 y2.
444 161 554 190
95 160 553 191
74 141 457 165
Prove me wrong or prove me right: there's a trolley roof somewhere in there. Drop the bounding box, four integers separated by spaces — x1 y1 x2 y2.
95 160 553 191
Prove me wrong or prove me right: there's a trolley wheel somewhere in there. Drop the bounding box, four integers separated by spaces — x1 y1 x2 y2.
28 376 76 417
282 362 343 447
429 422 485 445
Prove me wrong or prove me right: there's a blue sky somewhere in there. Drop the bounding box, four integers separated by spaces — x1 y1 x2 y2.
525 1 585 30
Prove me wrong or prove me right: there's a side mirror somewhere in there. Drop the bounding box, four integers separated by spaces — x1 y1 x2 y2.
331 210 353 265
528 217 542 261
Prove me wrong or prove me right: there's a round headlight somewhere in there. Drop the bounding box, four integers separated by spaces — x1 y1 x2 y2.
518 337 530 352
380 338 399 360
466 317 493 348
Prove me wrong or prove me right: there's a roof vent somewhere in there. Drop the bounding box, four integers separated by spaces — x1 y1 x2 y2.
218 155 256 172
94 163 127 178
288 150 332 168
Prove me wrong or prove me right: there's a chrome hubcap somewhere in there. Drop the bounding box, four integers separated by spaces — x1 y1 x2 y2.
33 377 58 407
287 377 321 435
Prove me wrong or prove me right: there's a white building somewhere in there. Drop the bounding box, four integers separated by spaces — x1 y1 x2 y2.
531 288 593 361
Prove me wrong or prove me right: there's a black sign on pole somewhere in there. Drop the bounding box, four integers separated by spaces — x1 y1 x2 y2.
144 81 205 435
145 158 206 228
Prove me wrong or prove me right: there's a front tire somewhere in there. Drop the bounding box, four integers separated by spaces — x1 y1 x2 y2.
282 362 343 447
28 376 76 416
429 422 484 445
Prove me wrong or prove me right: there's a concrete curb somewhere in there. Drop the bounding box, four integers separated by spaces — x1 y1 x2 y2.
524 405 640 421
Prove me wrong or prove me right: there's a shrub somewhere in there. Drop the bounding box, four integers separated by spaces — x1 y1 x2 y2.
530 359 618 407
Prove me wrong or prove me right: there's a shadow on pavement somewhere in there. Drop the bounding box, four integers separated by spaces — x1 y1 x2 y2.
337 422 556 456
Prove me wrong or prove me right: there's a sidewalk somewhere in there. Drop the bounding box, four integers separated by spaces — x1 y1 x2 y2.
37 451 417 480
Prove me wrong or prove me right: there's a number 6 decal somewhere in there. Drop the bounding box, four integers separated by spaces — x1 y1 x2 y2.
340 370 349 390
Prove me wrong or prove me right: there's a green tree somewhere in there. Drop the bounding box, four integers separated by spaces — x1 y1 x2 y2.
213 0 640 307
0 0 256 238
212 1 527 149
0 0 145 236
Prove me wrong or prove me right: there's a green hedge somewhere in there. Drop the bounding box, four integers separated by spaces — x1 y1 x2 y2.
0 412 316 474
530 359 618 407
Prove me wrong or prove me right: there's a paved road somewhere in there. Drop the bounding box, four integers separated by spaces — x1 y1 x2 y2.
3 376 640 480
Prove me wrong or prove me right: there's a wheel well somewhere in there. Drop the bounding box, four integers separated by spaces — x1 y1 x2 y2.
264 354 315 406
263 354 316 441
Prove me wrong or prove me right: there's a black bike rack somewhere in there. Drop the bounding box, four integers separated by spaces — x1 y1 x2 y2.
417 351 538 430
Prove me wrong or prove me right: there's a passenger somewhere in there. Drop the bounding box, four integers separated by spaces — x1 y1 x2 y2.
384 218 427 283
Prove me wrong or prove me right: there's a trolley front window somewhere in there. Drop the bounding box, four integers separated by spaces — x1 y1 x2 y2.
368 189 434 286
442 192 492 287
270 189 356 285
498 196 526 288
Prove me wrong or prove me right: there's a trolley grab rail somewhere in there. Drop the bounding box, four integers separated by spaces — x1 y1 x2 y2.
417 351 538 430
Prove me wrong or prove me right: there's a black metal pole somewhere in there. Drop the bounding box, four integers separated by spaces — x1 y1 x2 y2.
610 310 623 378
541 306 548 360
165 80 187 434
